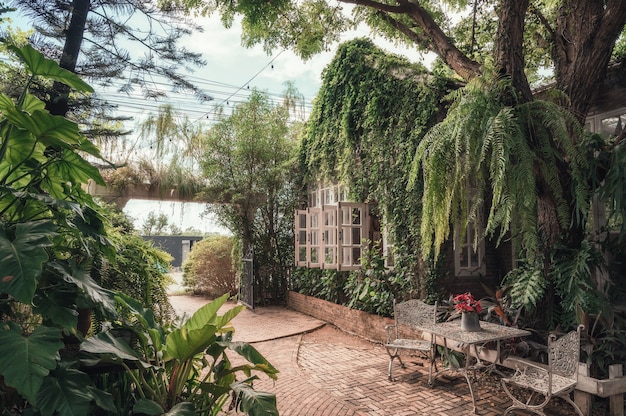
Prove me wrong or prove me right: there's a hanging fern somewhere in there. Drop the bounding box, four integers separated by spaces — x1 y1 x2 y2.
411 73 589 261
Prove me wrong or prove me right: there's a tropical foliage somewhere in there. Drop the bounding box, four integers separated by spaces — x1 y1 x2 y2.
82 293 279 416
0 41 118 414
0 40 278 415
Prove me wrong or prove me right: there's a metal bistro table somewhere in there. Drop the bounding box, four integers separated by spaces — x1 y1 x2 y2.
419 320 531 414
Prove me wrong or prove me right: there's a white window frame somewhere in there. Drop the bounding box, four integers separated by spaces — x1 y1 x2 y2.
337 202 369 270
295 185 370 270
586 107 626 138
454 220 486 276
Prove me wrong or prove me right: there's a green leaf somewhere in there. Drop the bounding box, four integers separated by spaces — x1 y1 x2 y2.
49 261 116 315
133 398 164 415
86 385 117 414
33 288 79 332
216 340 278 379
35 363 95 416
0 323 63 404
44 149 105 191
165 402 196 415
2 107 83 147
230 381 278 416
0 220 56 303
80 331 145 364
166 324 219 361
182 293 232 331
8 44 94 93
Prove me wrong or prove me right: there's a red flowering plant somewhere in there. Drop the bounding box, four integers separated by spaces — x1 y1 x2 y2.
453 292 483 314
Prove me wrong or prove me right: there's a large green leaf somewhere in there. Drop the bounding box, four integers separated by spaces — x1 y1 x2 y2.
0 322 63 404
8 44 93 93
165 402 195 415
33 288 79 332
230 381 278 416
133 398 164 415
49 261 116 315
217 340 279 379
44 149 106 193
0 220 56 303
35 363 96 416
1 107 83 147
80 331 146 364
182 293 231 332
166 324 219 361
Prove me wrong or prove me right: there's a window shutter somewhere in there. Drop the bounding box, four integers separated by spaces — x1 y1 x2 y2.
338 202 369 271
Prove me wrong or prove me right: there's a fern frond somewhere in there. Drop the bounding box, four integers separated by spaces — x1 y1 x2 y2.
503 262 547 310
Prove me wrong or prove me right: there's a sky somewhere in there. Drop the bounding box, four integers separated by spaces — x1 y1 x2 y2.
6 6 433 234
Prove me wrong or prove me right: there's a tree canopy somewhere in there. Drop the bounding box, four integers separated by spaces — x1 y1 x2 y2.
10 0 208 118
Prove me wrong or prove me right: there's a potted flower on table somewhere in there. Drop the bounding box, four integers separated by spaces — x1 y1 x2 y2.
453 292 483 332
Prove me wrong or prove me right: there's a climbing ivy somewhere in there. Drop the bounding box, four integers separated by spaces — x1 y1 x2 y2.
296 39 457 308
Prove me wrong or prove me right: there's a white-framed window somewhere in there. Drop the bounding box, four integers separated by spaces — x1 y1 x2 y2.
308 182 348 208
338 202 369 270
585 108 626 232
322 205 338 268
586 108 626 138
295 210 308 267
296 183 370 270
454 220 486 276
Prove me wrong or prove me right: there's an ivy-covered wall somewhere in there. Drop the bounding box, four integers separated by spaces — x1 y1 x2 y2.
293 39 459 312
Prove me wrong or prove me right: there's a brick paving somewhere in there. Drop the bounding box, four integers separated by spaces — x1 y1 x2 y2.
169 294 597 415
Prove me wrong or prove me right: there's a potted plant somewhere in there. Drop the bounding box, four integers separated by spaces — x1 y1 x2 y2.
453 292 483 332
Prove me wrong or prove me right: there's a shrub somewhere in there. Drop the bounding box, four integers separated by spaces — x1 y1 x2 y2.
183 236 237 296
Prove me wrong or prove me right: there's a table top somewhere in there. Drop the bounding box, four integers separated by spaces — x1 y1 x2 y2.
419 320 531 345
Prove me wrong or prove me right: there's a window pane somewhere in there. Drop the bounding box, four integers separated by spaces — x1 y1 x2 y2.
600 113 626 137
310 247 319 263
342 227 351 244
470 250 479 267
342 247 351 265
352 247 361 265
351 208 361 225
298 213 307 228
298 247 306 262
324 247 335 264
298 231 306 243
351 227 361 244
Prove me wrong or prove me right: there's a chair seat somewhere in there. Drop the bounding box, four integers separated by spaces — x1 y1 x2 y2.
503 366 577 396
386 338 431 351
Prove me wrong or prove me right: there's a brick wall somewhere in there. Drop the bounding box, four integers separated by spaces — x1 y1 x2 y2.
287 291 422 344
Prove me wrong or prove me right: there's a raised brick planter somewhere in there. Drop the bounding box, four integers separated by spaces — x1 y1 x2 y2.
287 291 421 344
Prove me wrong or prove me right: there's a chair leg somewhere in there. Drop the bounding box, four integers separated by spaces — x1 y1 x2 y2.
387 348 405 381
559 393 585 416
501 380 550 416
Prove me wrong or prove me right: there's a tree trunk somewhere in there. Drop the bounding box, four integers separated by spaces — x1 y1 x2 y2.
554 0 626 125
494 0 532 104
46 0 90 116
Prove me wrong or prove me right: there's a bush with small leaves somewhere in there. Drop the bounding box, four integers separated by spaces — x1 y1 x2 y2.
183 236 237 297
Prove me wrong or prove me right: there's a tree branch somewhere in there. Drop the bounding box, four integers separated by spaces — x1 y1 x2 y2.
339 0 481 80
375 11 432 50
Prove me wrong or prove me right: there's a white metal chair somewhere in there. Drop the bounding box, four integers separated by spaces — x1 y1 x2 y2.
385 299 437 381
501 325 585 416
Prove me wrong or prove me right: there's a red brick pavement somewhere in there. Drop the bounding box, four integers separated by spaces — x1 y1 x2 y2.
168 295 596 416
